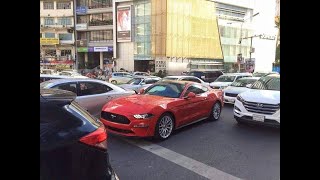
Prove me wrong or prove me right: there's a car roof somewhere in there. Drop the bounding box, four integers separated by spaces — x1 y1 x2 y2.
221 73 252 76
40 74 73 79
164 76 199 79
42 78 107 85
157 80 192 86
238 77 260 80
134 76 160 79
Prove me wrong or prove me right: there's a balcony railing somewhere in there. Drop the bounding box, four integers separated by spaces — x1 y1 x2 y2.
88 19 113 26
88 4 112 9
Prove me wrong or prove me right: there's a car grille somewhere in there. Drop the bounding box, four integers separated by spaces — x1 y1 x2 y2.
101 112 130 124
225 93 238 97
242 101 279 115
211 86 220 89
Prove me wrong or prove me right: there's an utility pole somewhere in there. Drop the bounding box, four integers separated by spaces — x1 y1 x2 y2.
73 0 78 70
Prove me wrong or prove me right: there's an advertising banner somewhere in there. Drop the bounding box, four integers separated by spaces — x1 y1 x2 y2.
245 58 255 73
117 6 132 42
40 38 59 45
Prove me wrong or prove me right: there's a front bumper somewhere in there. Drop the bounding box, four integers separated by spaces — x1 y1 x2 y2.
233 99 280 127
224 96 236 104
100 116 156 137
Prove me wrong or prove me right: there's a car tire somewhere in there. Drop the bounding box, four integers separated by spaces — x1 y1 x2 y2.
154 113 174 141
111 80 117 84
209 102 221 121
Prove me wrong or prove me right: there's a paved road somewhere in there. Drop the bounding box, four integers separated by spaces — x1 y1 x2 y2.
108 104 280 180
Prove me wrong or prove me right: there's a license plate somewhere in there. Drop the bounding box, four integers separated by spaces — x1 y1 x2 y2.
252 114 265 122
228 99 235 103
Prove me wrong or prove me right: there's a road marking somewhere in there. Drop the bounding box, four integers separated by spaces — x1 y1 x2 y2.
122 138 241 180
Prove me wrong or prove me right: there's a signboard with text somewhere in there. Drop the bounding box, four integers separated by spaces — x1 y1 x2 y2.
76 6 87 14
40 38 59 45
76 23 87 30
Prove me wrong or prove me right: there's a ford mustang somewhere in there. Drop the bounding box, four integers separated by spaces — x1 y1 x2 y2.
100 81 223 140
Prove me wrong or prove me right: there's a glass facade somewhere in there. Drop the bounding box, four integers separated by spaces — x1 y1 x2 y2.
133 0 152 60
149 0 222 59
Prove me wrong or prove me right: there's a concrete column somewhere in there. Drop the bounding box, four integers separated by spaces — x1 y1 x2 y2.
84 53 88 63
100 52 103 69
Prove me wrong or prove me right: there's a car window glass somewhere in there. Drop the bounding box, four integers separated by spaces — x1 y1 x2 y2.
79 82 113 96
189 77 201 83
184 84 207 97
52 83 77 94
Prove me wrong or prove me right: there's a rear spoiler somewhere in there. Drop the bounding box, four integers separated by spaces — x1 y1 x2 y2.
40 88 76 105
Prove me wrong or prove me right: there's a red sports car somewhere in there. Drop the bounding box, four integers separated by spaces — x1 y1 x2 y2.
100 81 224 140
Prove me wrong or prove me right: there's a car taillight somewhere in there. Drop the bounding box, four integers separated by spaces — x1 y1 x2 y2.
79 126 107 151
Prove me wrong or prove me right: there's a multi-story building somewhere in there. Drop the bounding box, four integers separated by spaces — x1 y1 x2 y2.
40 0 76 69
113 0 224 75
74 0 114 70
213 0 255 72
214 0 277 73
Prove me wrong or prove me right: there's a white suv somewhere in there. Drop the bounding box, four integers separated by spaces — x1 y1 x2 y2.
234 74 280 127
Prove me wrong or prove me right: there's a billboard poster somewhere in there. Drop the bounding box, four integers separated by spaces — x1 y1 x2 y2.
245 58 255 73
117 6 131 42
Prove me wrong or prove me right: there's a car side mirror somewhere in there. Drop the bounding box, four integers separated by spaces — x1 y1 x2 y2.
139 89 145 94
184 92 196 99
246 84 252 88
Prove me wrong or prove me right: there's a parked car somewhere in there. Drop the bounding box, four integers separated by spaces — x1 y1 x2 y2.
187 70 223 83
40 79 135 117
132 72 150 76
162 76 210 86
40 69 57 75
40 88 118 180
59 71 89 78
209 73 252 90
223 77 260 104
109 72 133 84
118 76 161 93
40 74 74 83
234 74 280 127
100 81 223 140
252 71 279 77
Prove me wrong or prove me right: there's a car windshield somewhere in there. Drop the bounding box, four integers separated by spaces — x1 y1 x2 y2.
163 77 179 81
40 81 53 88
231 79 258 87
251 76 280 91
127 78 143 85
144 83 185 98
215 75 235 82
253 72 268 77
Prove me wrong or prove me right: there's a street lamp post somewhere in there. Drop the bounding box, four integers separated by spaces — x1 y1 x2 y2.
228 12 259 72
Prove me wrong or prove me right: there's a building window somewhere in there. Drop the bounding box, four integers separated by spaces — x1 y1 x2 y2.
57 17 72 25
90 30 113 42
77 16 88 24
44 18 54 25
61 50 72 57
45 50 56 57
77 32 87 40
89 0 112 9
43 2 54 9
40 33 42 38
45 33 55 38
59 33 73 41
89 13 113 26
57 2 71 9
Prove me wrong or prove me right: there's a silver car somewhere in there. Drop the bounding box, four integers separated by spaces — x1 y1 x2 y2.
109 72 133 84
118 76 161 93
40 79 135 117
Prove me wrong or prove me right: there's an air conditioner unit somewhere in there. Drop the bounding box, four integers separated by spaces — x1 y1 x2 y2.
63 25 66 27
40 25 44 27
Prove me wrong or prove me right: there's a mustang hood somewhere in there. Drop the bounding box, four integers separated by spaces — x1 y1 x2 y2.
102 94 174 114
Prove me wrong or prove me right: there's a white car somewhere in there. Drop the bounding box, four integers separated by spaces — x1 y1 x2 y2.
118 76 161 93
234 74 280 127
223 77 260 104
109 72 133 84
40 78 135 117
59 71 88 78
132 72 150 76
162 76 210 86
209 73 252 90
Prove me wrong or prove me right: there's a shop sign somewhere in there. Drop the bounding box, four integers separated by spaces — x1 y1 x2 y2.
94 47 108 52
76 6 87 14
259 34 276 40
40 38 59 45
77 47 88 52
76 23 87 30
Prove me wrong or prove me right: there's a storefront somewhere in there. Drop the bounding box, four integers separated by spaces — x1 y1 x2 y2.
77 46 113 69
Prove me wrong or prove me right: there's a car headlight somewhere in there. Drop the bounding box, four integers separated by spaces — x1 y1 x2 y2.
236 95 245 103
220 86 227 90
133 113 154 119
